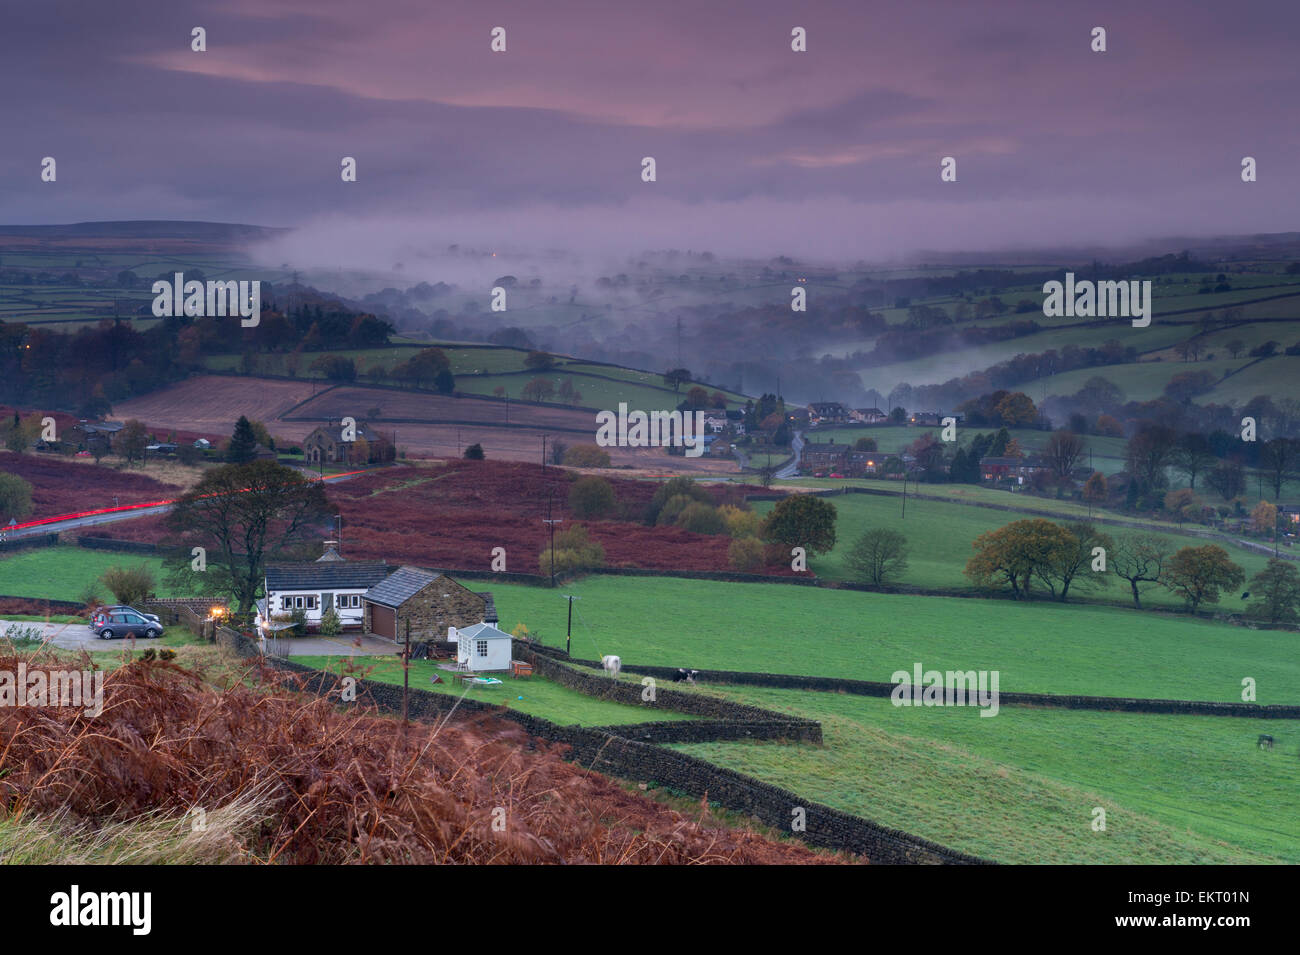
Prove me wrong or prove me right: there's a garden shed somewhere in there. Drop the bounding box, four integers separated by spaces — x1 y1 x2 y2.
452 622 513 672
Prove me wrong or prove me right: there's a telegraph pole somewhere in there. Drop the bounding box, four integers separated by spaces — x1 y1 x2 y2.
560 594 580 656
543 491 562 587
401 617 411 730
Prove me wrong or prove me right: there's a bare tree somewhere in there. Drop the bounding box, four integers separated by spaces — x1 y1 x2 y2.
1125 423 1178 492
1258 437 1299 499
1171 432 1217 489
1110 534 1170 609
1043 430 1085 482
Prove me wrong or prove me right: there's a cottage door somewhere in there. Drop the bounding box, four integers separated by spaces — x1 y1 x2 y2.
321 593 334 621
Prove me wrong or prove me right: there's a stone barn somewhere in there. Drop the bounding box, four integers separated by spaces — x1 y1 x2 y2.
363 566 498 644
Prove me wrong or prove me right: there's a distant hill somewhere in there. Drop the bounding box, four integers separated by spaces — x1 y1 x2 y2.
0 220 287 241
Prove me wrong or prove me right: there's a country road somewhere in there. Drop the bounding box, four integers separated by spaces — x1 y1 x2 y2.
0 468 364 542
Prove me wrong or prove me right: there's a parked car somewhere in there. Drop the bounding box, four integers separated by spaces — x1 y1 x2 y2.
92 606 164 639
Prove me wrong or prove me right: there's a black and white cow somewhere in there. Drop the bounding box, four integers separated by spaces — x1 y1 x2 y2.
672 668 700 684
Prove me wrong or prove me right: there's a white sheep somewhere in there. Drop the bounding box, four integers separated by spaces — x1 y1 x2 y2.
601 654 621 680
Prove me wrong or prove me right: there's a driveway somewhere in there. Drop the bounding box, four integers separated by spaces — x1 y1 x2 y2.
0 618 103 652
0 619 401 656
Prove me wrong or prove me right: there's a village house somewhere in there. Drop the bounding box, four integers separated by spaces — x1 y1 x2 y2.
848 449 899 477
71 420 124 454
303 419 383 466
262 545 389 631
808 402 852 426
800 439 899 477
853 408 888 424
980 455 1048 485
701 412 730 434
362 565 498 643
800 439 850 473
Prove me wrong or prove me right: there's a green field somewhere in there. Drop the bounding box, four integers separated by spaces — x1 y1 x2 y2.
674 686 1300 864
1202 354 1300 406
808 424 1130 473
0 547 170 602
202 345 746 410
749 489 1274 608
488 575 1300 702
296 653 693 727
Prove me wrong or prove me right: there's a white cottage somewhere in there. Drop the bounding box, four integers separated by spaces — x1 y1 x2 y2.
263 547 389 631
452 622 513 672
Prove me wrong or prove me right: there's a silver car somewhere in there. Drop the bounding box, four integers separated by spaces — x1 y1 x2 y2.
93 606 165 639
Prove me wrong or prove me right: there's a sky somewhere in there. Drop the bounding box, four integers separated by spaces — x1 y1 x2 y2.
2 0 1298 262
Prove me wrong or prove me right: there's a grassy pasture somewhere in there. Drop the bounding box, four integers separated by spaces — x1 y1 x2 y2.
748 490 1273 607
673 687 1300 864
489 575 1300 702
201 345 745 410
0 547 171 602
807 424 1128 470
296 653 694 727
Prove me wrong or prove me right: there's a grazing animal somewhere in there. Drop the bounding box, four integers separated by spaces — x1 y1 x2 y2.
672 668 700 684
601 655 621 680
1259 734 1275 750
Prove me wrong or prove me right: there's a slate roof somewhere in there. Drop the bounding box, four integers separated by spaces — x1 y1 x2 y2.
364 566 498 622
455 622 511 641
308 422 381 443
80 421 124 433
365 566 442 609
264 560 389 591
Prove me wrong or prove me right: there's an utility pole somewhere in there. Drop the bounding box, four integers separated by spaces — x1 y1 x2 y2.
543 491 562 587
542 434 547 470
401 617 411 730
901 472 907 519
457 428 462 457
560 594 580 656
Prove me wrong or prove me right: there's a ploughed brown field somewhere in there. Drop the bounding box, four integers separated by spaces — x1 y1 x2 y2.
113 376 742 472
98 459 797 576
112 375 322 437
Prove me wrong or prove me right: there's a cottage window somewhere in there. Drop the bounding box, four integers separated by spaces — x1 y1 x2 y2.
306 595 318 611
477 640 488 657
293 596 304 610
